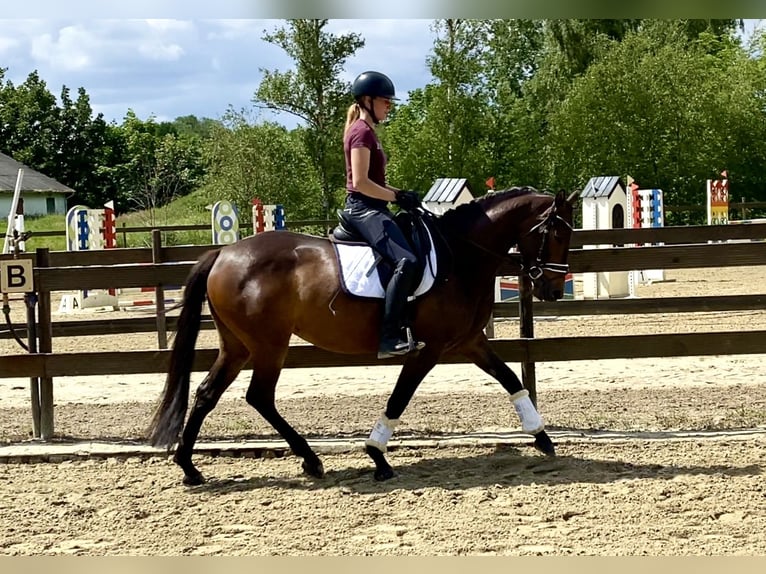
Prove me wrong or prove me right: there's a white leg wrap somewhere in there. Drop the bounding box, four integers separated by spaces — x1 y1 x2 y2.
510 390 545 434
365 414 399 453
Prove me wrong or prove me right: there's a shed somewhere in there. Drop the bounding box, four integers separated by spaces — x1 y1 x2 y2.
423 178 475 215
580 176 629 298
0 151 74 217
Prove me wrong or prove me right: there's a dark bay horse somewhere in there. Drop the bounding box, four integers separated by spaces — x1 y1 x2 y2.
147 187 576 485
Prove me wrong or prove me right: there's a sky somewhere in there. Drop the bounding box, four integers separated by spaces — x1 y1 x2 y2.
0 18 437 128
0 3 763 130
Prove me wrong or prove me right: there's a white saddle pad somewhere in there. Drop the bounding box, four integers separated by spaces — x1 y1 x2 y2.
335 226 438 299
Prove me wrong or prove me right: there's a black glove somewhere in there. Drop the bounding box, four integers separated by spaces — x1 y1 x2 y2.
395 190 422 211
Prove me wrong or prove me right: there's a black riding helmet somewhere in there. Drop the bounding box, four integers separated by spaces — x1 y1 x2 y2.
352 71 399 100
351 71 398 124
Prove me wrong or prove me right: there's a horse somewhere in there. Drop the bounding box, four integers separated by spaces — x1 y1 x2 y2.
147 186 576 485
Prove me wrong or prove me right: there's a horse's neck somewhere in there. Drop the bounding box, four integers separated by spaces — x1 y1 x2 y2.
446 229 511 284
470 208 525 257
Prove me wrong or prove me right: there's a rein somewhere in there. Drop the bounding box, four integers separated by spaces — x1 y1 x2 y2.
442 206 572 280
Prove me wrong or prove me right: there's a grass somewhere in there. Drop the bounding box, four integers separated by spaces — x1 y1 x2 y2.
1 191 232 252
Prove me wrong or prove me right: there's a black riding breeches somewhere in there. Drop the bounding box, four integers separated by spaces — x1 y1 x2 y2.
343 194 418 266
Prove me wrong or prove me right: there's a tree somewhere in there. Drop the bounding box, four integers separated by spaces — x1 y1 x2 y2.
0 70 121 209
161 115 220 139
99 111 204 222
52 86 115 208
0 70 59 170
384 19 492 194
480 19 548 189
543 23 760 222
201 107 321 221
546 19 642 78
255 19 364 219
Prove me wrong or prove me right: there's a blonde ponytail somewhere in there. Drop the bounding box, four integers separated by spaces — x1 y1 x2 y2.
344 103 361 136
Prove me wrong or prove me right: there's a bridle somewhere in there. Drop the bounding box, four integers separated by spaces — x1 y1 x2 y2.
415 195 573 282
448 203 573 282
523 206 573 281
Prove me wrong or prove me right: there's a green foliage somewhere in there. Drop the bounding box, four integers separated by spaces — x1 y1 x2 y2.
481 20 549 189
201 107 322 221
543 23 765 223
97 111 205 217
0 70 123 209
384 19 493 195
0 70 59 169
116 190 217 247
255 19 364 219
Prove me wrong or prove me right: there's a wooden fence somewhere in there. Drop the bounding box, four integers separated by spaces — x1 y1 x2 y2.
2 224 766 439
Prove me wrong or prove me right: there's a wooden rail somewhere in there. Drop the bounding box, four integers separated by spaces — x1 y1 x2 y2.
3 330 765 379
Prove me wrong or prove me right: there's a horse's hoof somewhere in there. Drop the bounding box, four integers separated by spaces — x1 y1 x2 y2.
533 431 556 457
182 472 206 486
302 459 325 478
374 467 396 481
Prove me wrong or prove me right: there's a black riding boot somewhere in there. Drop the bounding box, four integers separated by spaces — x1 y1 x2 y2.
378 259 425 359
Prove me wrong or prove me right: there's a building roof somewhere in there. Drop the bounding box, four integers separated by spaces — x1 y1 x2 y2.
423 178 474 204
580 176 625 199
0 151 74 195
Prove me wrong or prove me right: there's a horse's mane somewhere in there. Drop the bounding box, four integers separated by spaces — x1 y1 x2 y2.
436 186 544 232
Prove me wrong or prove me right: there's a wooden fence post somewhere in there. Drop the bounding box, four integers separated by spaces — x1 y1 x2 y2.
36 248 54 440
518 274 537 406
152 229 168 350
25 290 41 438
484 311 495 339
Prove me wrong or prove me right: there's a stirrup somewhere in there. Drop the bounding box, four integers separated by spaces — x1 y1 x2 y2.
377 328 425 359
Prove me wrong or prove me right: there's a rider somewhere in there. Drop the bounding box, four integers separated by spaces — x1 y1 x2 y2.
342 70 424 359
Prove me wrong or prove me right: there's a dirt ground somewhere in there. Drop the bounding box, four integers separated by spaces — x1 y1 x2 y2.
0 267 765 555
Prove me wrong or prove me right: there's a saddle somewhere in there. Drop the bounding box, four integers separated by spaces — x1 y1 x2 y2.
329 209 448 299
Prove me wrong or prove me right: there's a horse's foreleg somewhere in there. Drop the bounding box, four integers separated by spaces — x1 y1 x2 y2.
366 347 441 481
461 336 555 457
245 356 325 479
175 352 247 485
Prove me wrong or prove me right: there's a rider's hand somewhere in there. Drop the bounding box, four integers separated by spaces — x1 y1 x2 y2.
395 190 422 211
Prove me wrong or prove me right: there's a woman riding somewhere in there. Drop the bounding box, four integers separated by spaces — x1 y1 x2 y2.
342 70 424 359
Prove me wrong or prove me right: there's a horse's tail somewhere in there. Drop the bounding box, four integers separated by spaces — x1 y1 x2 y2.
147 248 221 448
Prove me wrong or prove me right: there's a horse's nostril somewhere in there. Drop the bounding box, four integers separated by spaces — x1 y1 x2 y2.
552 290 563 300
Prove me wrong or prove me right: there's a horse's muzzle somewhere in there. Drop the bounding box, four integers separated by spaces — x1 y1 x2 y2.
533 277 564 302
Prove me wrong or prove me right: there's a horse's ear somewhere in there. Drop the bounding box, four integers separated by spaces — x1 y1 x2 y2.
566 189 579 205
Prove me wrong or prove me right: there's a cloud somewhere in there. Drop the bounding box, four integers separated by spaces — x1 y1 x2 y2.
326 19 434 99
30 25 95 70
145 19 194 32
204 19 272 40
0 36 19 55
0 18 435 125
137 41 185 61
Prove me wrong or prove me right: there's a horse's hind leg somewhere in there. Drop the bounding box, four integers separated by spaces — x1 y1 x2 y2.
245 348 325 479
175 339 249 485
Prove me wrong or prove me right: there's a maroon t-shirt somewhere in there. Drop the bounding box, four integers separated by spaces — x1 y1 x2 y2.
344 119 387 194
